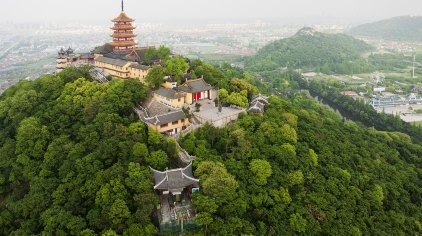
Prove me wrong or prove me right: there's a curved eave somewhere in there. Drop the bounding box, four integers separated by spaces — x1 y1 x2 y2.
111 26 136 30
112 19 135 23
109 41 138 47
111 12 135 22
110 34 137 38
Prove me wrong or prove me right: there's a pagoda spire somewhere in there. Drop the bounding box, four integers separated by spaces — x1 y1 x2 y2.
121 0 124 12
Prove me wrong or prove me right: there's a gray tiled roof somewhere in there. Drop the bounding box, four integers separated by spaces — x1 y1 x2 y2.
147 110 186 126
129 63 150 70
155 87 185 99
248 100 266 113
104 51 130 60
93 43 114 54
251 94 269 104
96 57 130 67
151 162 199 190
175 79 215 93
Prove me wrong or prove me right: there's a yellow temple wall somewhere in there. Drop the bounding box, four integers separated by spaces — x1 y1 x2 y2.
149 118 189 133
95 60 131 79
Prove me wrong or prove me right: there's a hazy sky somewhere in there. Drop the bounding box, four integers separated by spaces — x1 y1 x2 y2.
1 0 422 25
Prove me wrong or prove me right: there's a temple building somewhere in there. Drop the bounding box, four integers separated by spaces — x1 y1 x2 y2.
151 163 199 233
56 47 94 73
138 109 190 136
93 0 156 82
174 79 217 105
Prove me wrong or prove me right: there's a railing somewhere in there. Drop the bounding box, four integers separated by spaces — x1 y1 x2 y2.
160 221 198 234
89 69 108 84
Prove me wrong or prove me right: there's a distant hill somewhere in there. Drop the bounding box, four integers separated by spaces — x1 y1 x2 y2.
245 27 373 72
349 16 422 41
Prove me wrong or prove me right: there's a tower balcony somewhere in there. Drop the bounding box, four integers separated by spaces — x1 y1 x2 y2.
111 33 137 38
111 25 136 30
109 41 137 47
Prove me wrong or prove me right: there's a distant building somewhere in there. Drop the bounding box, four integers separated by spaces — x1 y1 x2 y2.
370 95 406 108
373 87 386 93
56 47 94 73
412 86 422 94
340 91 360 99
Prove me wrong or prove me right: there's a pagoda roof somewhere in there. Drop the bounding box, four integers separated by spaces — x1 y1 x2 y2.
109 41 137 47
112 11 135 22
111 25 136 30
111 33 137 38
151 162 199 191
175 79 215 94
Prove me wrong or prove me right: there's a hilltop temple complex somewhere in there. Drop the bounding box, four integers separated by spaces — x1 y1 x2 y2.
56 0 253 137
56 0 154 81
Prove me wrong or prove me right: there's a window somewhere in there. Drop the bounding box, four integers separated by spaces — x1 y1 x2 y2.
172 121 179 125
178 98 181 102
160 123 168 128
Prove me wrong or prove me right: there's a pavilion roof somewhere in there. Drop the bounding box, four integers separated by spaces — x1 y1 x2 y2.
150 162 199 191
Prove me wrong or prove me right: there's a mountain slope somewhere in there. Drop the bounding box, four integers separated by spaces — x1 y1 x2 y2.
349 16 422 41
245 28 373 72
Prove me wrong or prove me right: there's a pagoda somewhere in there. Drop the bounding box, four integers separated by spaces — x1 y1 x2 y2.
110 0 137 52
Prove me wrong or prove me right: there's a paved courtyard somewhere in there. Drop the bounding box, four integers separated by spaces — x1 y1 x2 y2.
195 106 245 128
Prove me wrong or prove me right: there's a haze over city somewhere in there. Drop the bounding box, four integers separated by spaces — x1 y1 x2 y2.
1 0 422 24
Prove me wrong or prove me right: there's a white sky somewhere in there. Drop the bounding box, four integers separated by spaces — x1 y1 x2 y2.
1 0 422 24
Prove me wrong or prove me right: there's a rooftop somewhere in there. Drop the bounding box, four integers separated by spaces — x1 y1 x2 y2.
147 110 186 126
96 56 130 67
155 87 185 100
175 79 215 94
129 63 150 70
151 162 199 191
112 11 135 22
93 44 114 55
248 100 266 113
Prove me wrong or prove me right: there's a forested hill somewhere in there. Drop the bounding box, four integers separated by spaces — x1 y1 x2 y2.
349 16 422 41
0 64 421 235
245 27 373 72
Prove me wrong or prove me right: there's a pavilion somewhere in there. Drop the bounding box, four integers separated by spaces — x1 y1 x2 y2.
150 163 199 229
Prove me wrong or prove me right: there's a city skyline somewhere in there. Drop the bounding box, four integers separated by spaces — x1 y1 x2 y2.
1 0 422 25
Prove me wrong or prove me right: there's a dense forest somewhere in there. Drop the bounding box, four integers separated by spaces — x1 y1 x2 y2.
0 66 174 235
349 16 422 41
182 94 422 235
0 61 421 235
245 28 374 74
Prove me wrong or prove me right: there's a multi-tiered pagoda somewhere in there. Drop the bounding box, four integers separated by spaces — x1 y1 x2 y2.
110 0 137 52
